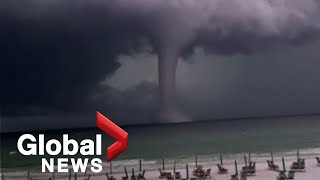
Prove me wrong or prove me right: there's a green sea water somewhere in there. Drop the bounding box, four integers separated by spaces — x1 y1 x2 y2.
1 116 320 170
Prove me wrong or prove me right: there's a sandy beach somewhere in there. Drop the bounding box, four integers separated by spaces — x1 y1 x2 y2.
2 156 319 180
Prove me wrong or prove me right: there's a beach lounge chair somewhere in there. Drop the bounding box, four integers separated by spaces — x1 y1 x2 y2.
291 159 306 172
267 160 271 168
297 159 306 172
138 170 146 180
131 169 137 180
193 166 205 178
203 169 211 179
267 160 272 169
287 170 295 180
267 160 279 171
272 161 279 171
241 161 253 172
84 174 91 180
122 167 129 180
165 172 174 180
290 162 299 170
240 168 247 174
217 164 228 174
106 173 116 180
277 171 286 180
316 157 320 166
247 162 256 176
230 174 238 180
241 166 247 172
240 172 247 180
175 172 181 179
192 165 202 175
158 168 167 179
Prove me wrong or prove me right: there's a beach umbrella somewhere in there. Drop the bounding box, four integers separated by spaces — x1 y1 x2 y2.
271 151 274 162
139 159 142 172
131 168 135 180
162 157 165 170
195 155 198 167
124 166 128 177
186 164 189 179
235 160 238 176
174 160 176 174
282 157 286 172
69 169 71 180
110 161 113 175
220 154 223 166
244 155 247 168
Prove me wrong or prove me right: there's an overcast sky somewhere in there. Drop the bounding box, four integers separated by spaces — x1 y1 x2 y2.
1 0 320 132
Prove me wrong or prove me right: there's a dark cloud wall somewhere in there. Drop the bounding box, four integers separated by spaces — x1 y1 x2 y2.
1 0 320 132
1 0 138 116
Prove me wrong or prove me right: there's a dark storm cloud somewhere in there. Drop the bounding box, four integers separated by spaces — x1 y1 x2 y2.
1 1 144 116
1 0 320 128
1 21 122 116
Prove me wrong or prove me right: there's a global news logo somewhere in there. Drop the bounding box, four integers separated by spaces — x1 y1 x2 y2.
16 112 128 173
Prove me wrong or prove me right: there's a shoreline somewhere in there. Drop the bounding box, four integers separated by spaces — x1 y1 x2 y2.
2 114 320 134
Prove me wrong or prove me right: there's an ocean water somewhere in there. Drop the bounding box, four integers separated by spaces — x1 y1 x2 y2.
1 115 320 172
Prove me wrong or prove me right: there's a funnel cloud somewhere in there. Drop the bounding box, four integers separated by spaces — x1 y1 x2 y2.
105 0 320 122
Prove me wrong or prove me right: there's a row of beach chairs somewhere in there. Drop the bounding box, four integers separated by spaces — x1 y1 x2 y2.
48 156 320 180
192 165 211 179
159 165 211 180
158 169 181 180
275 156 320 180
230 162 256 180
230 170 248 180
121 168 146 180
123 156 320 180
277 170 295 180
3 156 319 180
242 161 256 176
290 158 306 172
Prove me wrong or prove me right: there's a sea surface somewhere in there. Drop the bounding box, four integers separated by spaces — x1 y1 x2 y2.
1 115 320 172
